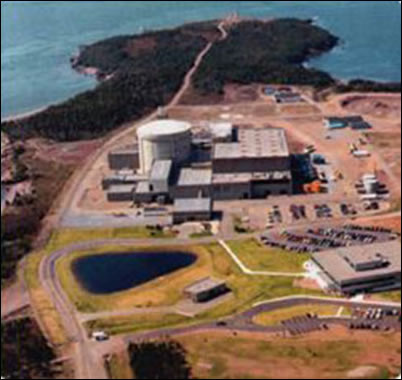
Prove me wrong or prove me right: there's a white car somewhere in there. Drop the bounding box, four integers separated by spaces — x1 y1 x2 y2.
92 331 109 342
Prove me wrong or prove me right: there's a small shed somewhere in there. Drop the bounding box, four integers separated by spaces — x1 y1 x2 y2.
184 277 229 303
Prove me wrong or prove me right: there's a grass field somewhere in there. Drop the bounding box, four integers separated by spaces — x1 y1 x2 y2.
176 329 401 379
227 239 309 273
85 313 191 336
48 226 176 249
75 242 323 334
253 304 341 327
374 291 401 304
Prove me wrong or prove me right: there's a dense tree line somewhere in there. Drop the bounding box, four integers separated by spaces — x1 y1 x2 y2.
128 341 192 379
1 26 210 142
333 79 401 93
192 18 339 95
1 318 55 379
1 208 41 286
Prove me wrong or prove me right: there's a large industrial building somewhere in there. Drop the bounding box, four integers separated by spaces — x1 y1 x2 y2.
102 119 294 222
312 241 401 295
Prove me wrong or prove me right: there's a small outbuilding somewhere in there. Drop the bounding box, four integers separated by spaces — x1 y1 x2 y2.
184 277 229 303
172 198 213 224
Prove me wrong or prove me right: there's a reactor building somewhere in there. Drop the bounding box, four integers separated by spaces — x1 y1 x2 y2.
102 119 293 223
137 120 192 174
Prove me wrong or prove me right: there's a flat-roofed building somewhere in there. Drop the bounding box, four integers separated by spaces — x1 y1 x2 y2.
183 277 229 303
312 241 401 295
149 160 173 194
174 168 212 199
108 145 139 171
209 122 234 142
324 115 372 131
213 173 252 200
213 128 291 173
275 92 302 104
173 198 212 224
102 173 147 190
107 184 135 202
212 170 293 200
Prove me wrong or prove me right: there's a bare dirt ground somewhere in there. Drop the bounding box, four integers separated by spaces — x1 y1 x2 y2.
356 215 401 234
341 95 401 120
177 327 401 379
366 131 402 180
26 138 103 166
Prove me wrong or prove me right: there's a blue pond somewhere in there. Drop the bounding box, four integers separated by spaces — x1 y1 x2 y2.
72 251 197 294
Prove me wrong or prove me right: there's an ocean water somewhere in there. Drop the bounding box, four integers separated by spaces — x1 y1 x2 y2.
1 1 401 119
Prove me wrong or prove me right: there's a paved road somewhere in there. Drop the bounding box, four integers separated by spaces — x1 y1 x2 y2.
123 295 401 344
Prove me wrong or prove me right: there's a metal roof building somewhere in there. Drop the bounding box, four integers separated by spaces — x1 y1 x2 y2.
173 198 213 224
213 128 291 174
177 168 212 187
214 128 289 160
312 241 401 295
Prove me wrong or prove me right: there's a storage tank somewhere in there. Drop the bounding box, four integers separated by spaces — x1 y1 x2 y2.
137 120 192 174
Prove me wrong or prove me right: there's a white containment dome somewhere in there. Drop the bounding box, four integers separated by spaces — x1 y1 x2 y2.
137 120 192 174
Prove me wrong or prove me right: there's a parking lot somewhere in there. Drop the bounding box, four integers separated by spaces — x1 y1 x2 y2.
261 224 400 254
348 307 401 332
281 315 329 336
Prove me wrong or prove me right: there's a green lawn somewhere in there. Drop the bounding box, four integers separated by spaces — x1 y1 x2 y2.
376 291 401 303
227 239 309 273
48 226 176 250
86 313 191 336
76 242 323 335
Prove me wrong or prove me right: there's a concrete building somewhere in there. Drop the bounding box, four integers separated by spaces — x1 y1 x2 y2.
213 173 252 200
104 123 294 215
173 198 213 224
209 122 234 142
174 168 213 199
102 173 146 191
108 146 139 171
312 241 401 295
213 128 291 173
137 120 192 174
183 277 229 303
106 185 135 202
211 128 293 199
149 160 173 194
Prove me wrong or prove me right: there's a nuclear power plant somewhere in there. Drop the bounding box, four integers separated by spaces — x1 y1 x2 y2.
103 119 294 223
137 120 192 174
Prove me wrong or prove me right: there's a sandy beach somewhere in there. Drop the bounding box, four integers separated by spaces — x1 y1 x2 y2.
1 106 48 123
